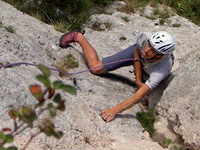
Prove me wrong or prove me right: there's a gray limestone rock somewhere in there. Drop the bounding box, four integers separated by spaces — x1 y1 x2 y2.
0 1 200 150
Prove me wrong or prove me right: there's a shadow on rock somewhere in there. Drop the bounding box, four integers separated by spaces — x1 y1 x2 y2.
149 73 175 109
100 73 137 88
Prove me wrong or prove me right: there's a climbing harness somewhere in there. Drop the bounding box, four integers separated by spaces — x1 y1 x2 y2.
0 58 139 76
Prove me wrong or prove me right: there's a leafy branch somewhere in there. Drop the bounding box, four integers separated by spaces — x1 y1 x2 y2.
0 64 77 150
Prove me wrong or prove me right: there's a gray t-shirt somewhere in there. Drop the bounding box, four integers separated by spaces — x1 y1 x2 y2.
136 32 173 89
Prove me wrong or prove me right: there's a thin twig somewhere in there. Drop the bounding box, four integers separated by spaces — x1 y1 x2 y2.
13 126 28 136
21 131 42 150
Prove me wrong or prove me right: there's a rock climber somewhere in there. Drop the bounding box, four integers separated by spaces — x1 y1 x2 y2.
59 30 175 122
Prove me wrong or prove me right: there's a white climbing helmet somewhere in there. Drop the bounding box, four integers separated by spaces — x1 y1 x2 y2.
149 31 175 54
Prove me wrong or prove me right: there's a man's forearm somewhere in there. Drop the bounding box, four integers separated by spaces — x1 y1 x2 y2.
134 62 142 83
133 48 143 84
114 84 151 113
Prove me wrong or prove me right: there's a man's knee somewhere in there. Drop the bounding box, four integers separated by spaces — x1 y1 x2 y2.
88 61 106 75
91 68 105 75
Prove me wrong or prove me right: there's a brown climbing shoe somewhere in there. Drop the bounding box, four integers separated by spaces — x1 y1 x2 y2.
59 29 85 48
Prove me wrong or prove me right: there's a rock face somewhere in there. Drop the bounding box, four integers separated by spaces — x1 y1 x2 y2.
0 1 200 150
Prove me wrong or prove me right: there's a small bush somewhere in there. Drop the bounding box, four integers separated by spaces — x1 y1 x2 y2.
104 22 112 30
91 22 112 31
153 7 171 19
4 25 16 33
91 0 114 6
56 54 79 77
118 0 136 14
121 16 129 22
171 144 187 150
159 10 170 19
172 23 181 27
0 64 77 150
159 18 165 25
54 20 67 33
0 21 3 28
119 36 127 41
91 22 103 31
145 15 156 20
136 109 157 135
163 137 174 147
31 11 43 21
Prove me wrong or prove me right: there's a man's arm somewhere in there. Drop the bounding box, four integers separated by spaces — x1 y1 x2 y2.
133 48 144 88
101 83 151 122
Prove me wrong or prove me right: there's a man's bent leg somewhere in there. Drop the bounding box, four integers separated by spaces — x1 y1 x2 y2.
102 44 138 72
76 33 106 75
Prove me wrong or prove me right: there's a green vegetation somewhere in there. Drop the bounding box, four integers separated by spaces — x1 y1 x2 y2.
119 36 127 41
91 22 112 31
170 144 187 150
153 8 171 19
56 54 79 77
0 21 3 28
162 137 188 150
163 137 174 147
121 16 129 22
54 20 66 33
172 23 181 28
3 0 115 32
136 109 157 135
118 0 200 26
145 15 156 20
159 18 165 25
3 0 199 31
4 25 16 33
136 110 188 149
0 64 76 150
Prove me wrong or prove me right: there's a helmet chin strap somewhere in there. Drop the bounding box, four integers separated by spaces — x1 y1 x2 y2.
145 53 163 62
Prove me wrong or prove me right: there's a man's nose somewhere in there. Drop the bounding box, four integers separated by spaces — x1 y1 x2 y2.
142 49 150 55
144 48 151 52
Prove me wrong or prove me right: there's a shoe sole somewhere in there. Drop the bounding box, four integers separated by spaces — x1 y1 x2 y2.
59 29 85 48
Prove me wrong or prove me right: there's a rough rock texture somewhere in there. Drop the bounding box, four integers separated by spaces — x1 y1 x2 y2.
0 1 200 150
155 39 200 149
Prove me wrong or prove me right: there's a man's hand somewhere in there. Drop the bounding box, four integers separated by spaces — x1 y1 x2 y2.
101 107 118 122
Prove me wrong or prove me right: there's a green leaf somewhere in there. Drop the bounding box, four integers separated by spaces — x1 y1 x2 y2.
52 131 63 139
22 107 31 116
42 121 55 137
0 145 6 150
0 131 6 141
56 100 66 111
21 107 37 127
36 74 51 88
8 110 18 120
53 94 61 103
38 99 45 106
60 85 77 95
53 81 64 89
47 103 57 117
7 146 18 150
37 64 51 77
53 81 77 95
5 135 14 143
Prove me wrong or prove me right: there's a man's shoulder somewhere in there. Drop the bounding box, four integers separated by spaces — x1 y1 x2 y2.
136 32 152 40
136 32 152 51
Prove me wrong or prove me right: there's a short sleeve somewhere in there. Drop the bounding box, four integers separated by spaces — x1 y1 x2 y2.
145 65 171 89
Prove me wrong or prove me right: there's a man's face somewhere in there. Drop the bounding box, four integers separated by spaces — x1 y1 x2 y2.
141 43 158 60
